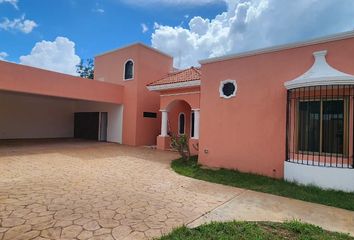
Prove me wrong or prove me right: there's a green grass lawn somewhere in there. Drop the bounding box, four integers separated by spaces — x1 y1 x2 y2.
158 221 353 240
171 156 354 211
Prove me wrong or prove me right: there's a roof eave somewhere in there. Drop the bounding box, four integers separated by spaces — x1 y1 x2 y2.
199 30 354 65
285 77 354 90
95 43 173 59
147 80 201 91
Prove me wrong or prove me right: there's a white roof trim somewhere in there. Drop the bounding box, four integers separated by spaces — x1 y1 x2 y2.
147 80 201 91
199 30 354 65
284 50 354 90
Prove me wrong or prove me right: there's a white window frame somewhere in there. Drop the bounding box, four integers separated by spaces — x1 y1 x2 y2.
123 59 134 81
178 112 186 135
219 79 237 99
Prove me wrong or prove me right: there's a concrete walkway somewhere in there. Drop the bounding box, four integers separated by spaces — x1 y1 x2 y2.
0 140 352 240
188 190 354 236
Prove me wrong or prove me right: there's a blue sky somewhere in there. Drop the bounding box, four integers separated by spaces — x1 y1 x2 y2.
1 0 354 74
0 0 225 63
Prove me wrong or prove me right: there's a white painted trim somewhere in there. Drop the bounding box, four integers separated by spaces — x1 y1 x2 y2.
147 80 201 91
160 91 200 97
190 111 194 138
219 79 237 99
200 30 354 65
178 112 186 135
123 59 134 81
117 105 123 144
192 109 200 139
285 78 354 90
284 161 354 192
284 50 354 89
160 110 169 137
287 159 352 168
95 42 173 59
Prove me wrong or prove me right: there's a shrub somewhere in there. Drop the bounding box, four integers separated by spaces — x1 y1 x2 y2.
170 134 191 161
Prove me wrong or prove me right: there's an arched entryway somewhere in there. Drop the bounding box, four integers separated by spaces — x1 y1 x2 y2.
158 99 200 152
146 67 201 152
162 99 198 138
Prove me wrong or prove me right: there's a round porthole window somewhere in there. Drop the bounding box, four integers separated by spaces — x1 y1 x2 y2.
219 80 237 99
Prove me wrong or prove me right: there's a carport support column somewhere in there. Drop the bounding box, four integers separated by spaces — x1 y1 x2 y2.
160 110 168 137
193 109 200 139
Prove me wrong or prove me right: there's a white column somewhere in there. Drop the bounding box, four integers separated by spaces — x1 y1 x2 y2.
160 110 168 137
193 109 200 139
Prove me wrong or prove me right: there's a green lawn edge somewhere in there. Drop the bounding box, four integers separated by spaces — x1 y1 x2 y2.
158 220 354 240
171 156 354 211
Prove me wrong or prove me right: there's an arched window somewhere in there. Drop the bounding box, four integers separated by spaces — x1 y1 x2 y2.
178 113 185 135
124 60 134 80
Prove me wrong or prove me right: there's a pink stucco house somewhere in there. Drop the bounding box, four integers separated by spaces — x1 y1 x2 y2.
1 31 354 192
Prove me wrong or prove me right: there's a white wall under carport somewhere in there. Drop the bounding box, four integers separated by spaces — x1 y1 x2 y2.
0 91 123 143
74 100 123 143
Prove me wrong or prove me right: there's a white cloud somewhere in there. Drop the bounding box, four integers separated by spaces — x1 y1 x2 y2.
0 0 18 9
141 23 149 33
0 51 8 60
151 0 354 68
92 2 104 13
19 37 81 75
189 16 209 35
93 8 104 13
0 15 37 34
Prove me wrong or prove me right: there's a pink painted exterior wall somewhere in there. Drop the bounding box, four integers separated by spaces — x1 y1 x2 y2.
94 44 173 146
156 87 200 155
167 100 192 136
198 37 354 178
0 60 123 104
2 34 354 177
160 87 201 110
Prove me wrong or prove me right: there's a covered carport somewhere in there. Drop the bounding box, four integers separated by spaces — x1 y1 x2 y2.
0 60 124 143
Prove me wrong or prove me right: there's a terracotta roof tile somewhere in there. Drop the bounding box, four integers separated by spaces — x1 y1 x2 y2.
147 67 201 86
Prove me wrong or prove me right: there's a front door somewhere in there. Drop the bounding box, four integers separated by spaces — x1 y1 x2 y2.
74 112 99 140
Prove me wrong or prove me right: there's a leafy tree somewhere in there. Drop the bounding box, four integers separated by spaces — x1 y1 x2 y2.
76 58 94 79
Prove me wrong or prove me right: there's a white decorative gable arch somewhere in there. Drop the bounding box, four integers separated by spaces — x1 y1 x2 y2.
284 50 354 90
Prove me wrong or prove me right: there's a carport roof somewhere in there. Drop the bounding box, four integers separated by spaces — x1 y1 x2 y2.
0 60 123 104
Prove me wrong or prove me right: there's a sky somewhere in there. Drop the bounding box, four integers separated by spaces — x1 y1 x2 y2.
0 0 354 75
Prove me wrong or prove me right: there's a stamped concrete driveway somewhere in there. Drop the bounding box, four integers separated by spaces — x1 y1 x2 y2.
0 140 240 240
0 140 353 240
